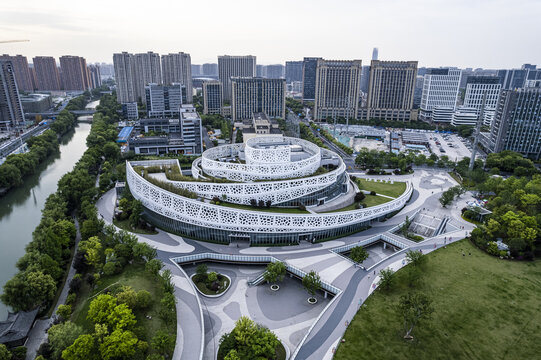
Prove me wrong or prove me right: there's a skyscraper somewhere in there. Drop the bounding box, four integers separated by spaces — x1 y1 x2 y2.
0 60 24 131
372 47 379 61
485 87 541 159
463 76 501 113
313 59 362 120
145 83 185 117
231 77 285 121
0 55 33 91
365 60 418 121
88 65 101 89
134 52 162 103
59 55 90 91
113 52 138 103
218 55 256 102
302 57 321 102
419 68 462 122
161 52 193 103
191 64 201 76
33 56 61 91
285 61 303 83
202 80 223 115
201 63 218 76
265 64 284 79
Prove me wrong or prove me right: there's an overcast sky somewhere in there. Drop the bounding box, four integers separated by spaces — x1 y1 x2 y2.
1 0 539 68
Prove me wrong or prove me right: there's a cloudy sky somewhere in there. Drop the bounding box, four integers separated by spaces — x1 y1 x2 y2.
0 0 539 68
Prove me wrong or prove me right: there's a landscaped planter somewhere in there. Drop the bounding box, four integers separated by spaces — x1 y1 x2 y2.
307 297 318 304
270 284 280 291
190 273 231 298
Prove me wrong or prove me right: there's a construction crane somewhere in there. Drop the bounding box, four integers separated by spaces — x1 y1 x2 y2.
0 40 30 44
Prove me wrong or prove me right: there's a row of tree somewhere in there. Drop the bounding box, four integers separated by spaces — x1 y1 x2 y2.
310 123 354 155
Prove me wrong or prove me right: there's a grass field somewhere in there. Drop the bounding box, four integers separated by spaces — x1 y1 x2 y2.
218 202 308 214
71 264 175 356
357 179 406 198
113 218 158 235
335 240 541 360
324 195 391 213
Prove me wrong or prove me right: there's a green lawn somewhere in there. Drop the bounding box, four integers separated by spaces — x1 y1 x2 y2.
335 240 541 360
218 202 308 214
357 179 406 198
323 195 391 213
192 273 230 295
71 264 175 356
113 218 158 235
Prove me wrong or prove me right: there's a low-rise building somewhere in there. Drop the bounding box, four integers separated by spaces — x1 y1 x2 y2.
19 93 53 113
240 112 282 142
121 102 139 120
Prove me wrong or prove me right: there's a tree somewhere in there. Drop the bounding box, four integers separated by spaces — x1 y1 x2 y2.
48 321 84 360
136 290 152 309
132 242 157 262
196 263 208 278
129 200 143 228
218 317 280 360
405 250 426 267
1 270 57 311
151 330 175 358
57 304 72 320
0 344 11 360
263 261 286 285
350 246 369 264
99 329 139 360
378 268 395 291
79 236 102 268
87 294 118 325
397 292 434 339
207 271 218 283
116 286 138 309
62 334 98 360
302 270 322 300
145 259 163 277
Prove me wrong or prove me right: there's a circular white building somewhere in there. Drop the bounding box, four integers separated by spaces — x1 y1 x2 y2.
126 136 413 245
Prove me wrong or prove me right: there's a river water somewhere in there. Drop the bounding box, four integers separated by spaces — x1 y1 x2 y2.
0 102 98 319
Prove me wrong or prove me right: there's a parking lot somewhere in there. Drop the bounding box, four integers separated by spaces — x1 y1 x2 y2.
428 133 474 161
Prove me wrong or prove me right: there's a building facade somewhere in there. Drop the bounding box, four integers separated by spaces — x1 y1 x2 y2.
161 52 193 103
218 55 256 102
88 65 101 89
265 64 285 79
201 63 218 76
419 68 462 122
202 80 223 115
463 76 501 113
285 61 303 83
302 57 320 102
134 52 162 103
0 55 33 92
59 55 90 91
33 56 61 91
364 60 418 121
145 83 185 117
0 60 25 131
485 88 541 159
121 102 139 120
313 59 362 120
113 52 138 103
231 77 286 121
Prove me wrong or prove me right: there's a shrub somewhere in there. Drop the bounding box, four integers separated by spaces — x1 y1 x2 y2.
487 242 500 256
354 192 365 202
66 293 76 305
57 304 72 320
370 190 377 196
136 290 152 309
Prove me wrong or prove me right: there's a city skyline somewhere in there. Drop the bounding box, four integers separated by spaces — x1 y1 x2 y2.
0 0 540 69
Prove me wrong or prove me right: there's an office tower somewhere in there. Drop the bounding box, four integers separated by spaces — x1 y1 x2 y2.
497 68 528 90
145 83 185 117
463 76 501 113
372 47 378 61
201 63 218 76
256 64 265 78
114 52 138 103
134 52 162 103
218 55 256 102
161 52 193 103
265 64 284 79
191 64 201 76
365 60 418 121
33 56 61 91
28 64 37 90
486 88 541 159
313 59 362 120
88 65 101 89
360 66 370 93
202 80 223 115
231 77 286 121
413 76 425 110
0 60 25 131
302 57 321 102
98 63 115 79
59 55 90 91
122 102 139 120
0 55 33 91
419 68 462 122
285 61 303 83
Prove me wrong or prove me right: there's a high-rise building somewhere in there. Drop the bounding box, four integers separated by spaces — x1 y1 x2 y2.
59 55 90 91
285 61 303 83
28 64 37 90
360 65 370 93
463 76 501 113
364 60 418 121
161 52 193 103
201 63 218 76
313 59 362 120
0 60 25 131
218 55 256 102
413 75 424 110
134 52 162 103
256 64 265 78
419 68 462 122
98 63 115 79
0 55 33 91
372 47 379 61
191 64 201 76
113 52 138 103
202 80 223 115
145 83 185 117
497 65 541 90
484 88 541 159
302 57 321 102
33 56 61 91
265 64 284 79
88 65 101 89
231 77 285 121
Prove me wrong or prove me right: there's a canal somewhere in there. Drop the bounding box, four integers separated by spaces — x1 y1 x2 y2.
0 102 98 319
